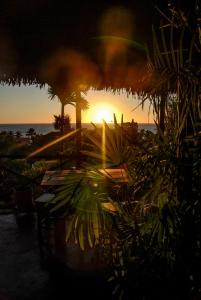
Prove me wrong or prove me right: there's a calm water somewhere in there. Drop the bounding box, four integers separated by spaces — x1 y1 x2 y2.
0 123 156 136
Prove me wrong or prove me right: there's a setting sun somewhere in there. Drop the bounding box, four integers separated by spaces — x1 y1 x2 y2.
83 90 154 124
95 108 113 123
89 103 116 123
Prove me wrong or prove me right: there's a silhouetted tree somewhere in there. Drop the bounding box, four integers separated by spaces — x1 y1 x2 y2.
53 114 71 133
26 128 36 142
15 131 22 139
48 85 89 166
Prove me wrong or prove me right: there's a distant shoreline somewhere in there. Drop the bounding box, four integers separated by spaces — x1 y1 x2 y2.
0 123 156 136
0 122 155 125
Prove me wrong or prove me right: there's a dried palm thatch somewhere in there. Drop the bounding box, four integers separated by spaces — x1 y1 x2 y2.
0 1 199 100
0 0 163 92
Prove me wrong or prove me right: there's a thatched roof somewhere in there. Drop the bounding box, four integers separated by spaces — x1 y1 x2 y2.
0 0 198 93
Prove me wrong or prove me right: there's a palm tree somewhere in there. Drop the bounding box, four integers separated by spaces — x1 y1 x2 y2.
8 131 13 136
26 128 36 142
74 91 89 167
15 131 22 139
48 86 75 136
53 114 71 133
48 85 89 166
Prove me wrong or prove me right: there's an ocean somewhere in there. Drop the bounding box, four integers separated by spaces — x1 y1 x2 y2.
0 123 156 136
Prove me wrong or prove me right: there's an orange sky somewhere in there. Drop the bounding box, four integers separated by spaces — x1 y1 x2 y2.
0 85 154 124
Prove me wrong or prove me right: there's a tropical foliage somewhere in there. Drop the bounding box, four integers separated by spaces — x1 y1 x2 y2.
26 127 36 142
45 2 200 300
0 131 17 155
53 114 71 133
82 115 132 167
48 170 112 249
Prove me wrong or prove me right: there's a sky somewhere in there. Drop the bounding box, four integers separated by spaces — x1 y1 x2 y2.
0 84 154 124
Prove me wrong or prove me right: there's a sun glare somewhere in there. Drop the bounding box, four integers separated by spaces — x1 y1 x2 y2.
96 108 113 123
90 104 115 123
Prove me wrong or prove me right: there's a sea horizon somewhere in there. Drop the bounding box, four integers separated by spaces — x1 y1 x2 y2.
0 122 156 136
0 122 155 125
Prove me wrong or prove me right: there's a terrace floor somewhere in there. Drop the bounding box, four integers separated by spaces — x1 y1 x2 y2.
0 212 113 300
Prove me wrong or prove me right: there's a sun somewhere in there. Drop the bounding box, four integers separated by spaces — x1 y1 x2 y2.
95 108 113 123
90 104 114 123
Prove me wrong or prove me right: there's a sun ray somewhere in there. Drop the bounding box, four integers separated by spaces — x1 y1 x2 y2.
27 129 80 158
89 104 115 123
102 122 106 169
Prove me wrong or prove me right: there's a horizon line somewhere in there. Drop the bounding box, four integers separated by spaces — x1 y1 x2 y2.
0 122 155 125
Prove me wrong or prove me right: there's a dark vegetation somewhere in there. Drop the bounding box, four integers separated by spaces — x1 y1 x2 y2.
44 3 200 300
0 1 200 300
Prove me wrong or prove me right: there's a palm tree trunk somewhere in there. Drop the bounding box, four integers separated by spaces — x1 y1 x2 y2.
60 102 65 166
76 92 82 168
159 92 166 133
61 102 65 136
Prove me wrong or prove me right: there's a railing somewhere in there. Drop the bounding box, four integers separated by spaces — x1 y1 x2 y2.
0 153 81 207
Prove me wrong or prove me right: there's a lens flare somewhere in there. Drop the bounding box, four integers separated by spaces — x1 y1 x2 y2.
102 122 106 169
27 129 80 158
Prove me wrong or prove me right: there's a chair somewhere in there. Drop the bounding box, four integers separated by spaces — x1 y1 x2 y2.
34 193 55 267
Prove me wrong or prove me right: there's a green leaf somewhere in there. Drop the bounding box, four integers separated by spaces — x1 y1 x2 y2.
78 222 84 251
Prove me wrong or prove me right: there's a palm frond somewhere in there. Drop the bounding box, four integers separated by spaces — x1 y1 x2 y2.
47 170 115 249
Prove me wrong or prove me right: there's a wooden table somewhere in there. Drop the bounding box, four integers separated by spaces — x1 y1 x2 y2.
99 168 128 183
40 168 128 215
38 168 127 266
41 169 84 186
41 168 128 186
